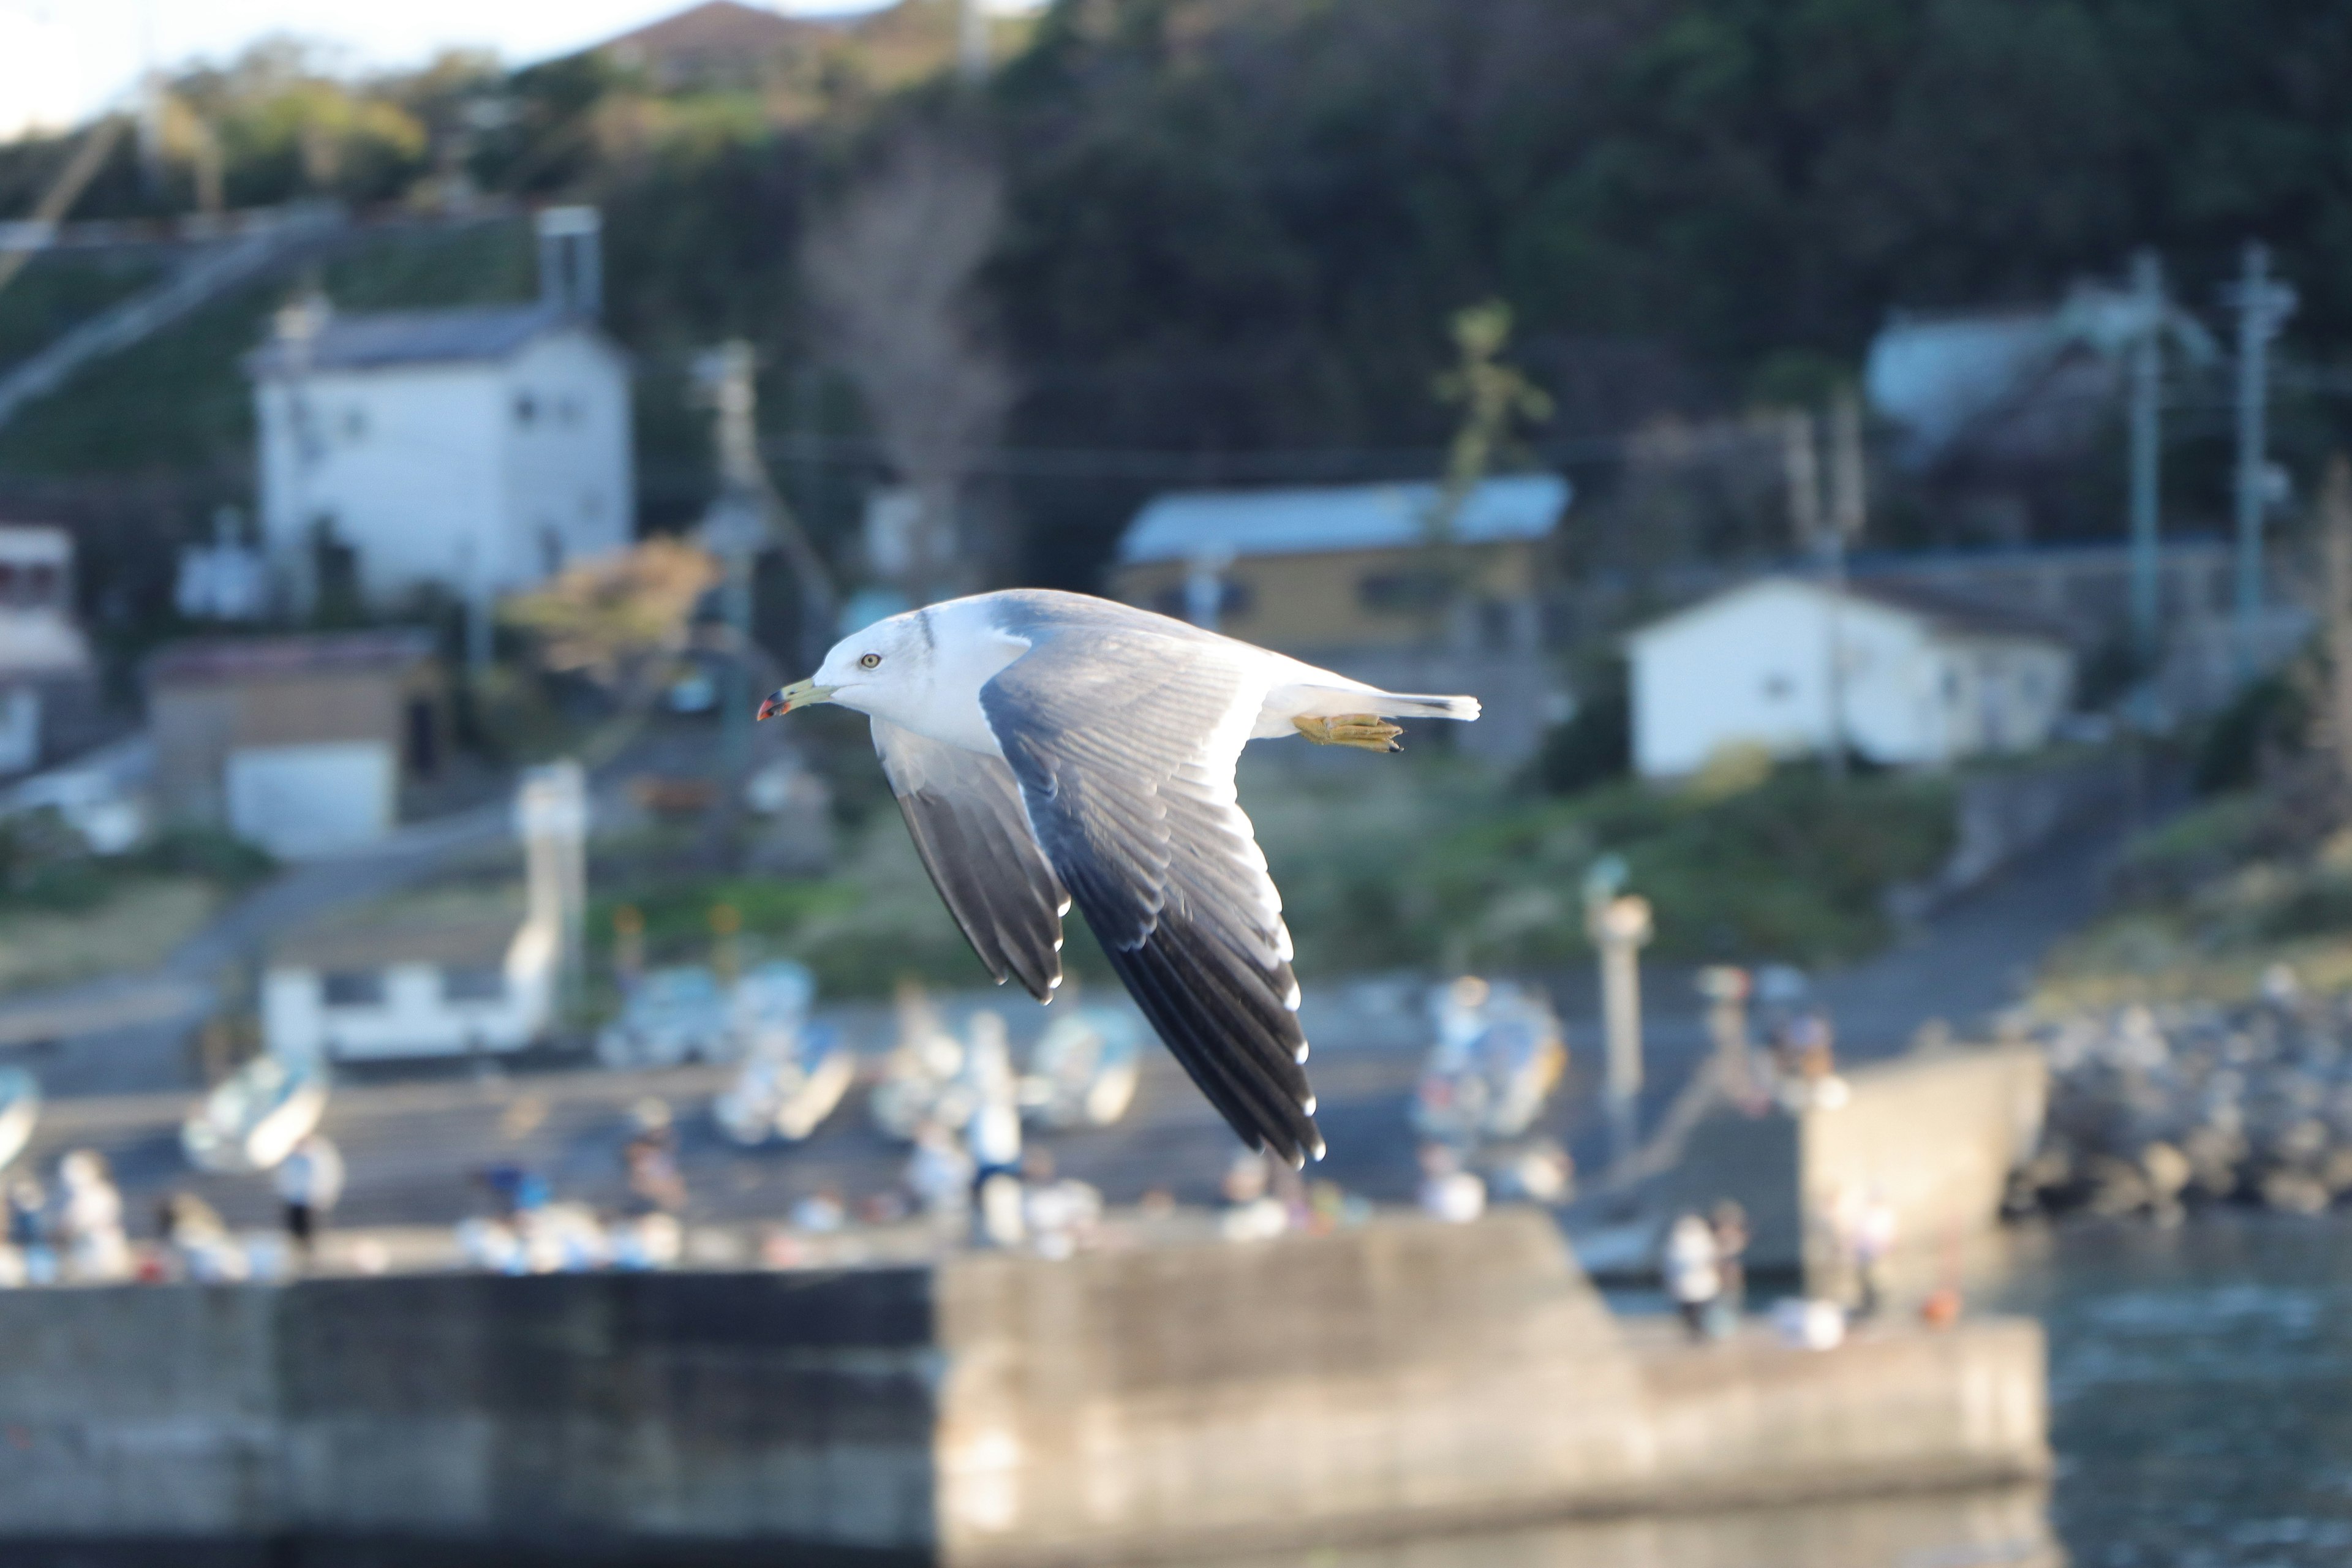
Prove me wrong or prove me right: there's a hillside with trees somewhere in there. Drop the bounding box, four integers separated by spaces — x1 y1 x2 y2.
3 0 2351 628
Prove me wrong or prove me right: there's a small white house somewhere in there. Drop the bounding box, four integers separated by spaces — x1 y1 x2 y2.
245 207 631 614
1626 576 2076 779
263 900 558 1066
0 523 100 775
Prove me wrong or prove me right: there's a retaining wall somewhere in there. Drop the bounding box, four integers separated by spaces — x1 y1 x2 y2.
0 1212 2045 1564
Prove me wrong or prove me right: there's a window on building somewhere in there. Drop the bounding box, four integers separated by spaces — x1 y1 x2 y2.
540 526 565 578
1478 599 1518 652
1763 674 1793 701
442 966 507 1004
342 407 368 442
1148 581 1255 622
322 970 385 1008
22 564 55 606
1942 669 1962 704
513 392 538 427
1357 570 1449 614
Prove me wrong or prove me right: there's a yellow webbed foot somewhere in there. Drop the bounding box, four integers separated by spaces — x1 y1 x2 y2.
1294 714 1403 752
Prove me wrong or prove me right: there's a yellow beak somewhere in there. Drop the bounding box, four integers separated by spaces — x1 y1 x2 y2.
756 678 835 721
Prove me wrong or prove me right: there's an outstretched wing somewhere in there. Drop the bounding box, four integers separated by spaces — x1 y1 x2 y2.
979 626 1324 1164
872 717 1068 1002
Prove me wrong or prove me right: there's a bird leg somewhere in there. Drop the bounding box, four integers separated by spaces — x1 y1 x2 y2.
1294 714 1403 753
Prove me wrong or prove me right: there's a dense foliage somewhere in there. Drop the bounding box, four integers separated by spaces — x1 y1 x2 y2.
6 0 2352 599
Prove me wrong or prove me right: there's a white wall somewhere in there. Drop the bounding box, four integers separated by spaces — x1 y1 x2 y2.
263 922 556 1063
257 362 505 606
226 742 394 859
1629 580 2074 778
254 326 632 609
500 331 633 581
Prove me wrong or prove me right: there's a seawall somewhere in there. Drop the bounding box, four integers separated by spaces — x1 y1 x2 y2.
0 1212 2045 1564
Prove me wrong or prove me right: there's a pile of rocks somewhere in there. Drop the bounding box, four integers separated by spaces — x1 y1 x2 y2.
2011 984 2352 1219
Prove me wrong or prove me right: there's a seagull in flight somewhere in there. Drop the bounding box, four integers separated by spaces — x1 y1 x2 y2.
758 589 1479 1166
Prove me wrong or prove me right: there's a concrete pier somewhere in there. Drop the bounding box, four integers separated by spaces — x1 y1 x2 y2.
1631 1044 2048 1284
0 1212 2045 1563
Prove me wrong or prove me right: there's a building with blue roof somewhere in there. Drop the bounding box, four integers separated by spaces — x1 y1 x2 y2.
1111 473 1572 763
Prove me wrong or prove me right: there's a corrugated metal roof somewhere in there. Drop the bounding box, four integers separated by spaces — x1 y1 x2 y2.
245 302 578 375
148 630 435 685
1627 575 2073 648
1117 473 1569 565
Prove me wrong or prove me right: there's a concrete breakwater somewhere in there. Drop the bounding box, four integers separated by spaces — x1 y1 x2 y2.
0 1212 2045 1564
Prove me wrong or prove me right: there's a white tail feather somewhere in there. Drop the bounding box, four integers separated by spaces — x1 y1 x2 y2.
1376 692 1480 721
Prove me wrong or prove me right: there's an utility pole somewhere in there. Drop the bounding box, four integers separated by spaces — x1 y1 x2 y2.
2322 455 2352 799
697 342 773 778
2223 241 2297 681
2128 251 2165 667
694 340 841 719
1818 392 1868 783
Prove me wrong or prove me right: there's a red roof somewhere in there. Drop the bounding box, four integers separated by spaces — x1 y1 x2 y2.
148 630 435 685
598 2 829 70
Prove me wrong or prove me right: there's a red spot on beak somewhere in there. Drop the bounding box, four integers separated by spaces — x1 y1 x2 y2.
756 693 786 721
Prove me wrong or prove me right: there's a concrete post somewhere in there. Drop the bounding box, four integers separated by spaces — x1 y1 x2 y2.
517 761 589 1014
1589 894 1653 1172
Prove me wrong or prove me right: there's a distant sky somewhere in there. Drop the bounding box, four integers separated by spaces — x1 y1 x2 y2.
0 0 1026 141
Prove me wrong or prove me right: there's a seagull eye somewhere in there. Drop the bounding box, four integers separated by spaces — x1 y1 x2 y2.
859 653 882 669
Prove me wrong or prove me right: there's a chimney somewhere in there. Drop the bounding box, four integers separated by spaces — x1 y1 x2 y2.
536 206 602 319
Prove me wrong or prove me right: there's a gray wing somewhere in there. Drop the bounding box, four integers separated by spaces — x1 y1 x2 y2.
979 626 1324 1164
872 717 1068 1001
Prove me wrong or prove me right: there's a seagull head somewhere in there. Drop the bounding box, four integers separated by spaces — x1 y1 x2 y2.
758 612 936 722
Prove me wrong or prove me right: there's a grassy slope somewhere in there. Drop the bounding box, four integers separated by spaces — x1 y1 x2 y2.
0 252 165 373
583 758 1958 1003
2037 787 2352 1009
0 218 534 480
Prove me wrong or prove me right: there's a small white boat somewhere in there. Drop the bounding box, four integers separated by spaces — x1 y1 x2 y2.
183 1055 327 1174
1410 978 1567 1145
715 1022 856 1145
0 1068 39 1174
868 983 970 1141
1021 1006 1144 1130
597 967 734 1068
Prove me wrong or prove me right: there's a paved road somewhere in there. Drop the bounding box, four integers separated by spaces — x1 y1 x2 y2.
0 798 517 1096
0 755 2149 1238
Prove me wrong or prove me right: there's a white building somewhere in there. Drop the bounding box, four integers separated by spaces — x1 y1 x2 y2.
262 764 584 1065
262 903 559 1066
0 524 100 775
1626 576 2076 779
245 207 631 614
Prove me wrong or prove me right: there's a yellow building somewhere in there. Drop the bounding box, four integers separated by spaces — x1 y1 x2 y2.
1110 475 1570 761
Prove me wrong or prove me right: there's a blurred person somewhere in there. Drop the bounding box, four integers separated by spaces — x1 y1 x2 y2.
1218 1150 1287 1242
157 1191 247 1283
1662 1212 1722 1342
622 1100 688 1216
1020 1148 1102 1261
964 1015 1026 1248
1416 1142 1487 1225
1850 1185 1898 1320
7 1176 53 1285
1711 1200 1751 1322
791 1186 846 1234
55 1150 129 1283
904 1119 974 1239
274 1133 345 1261
478 1162 550 1221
